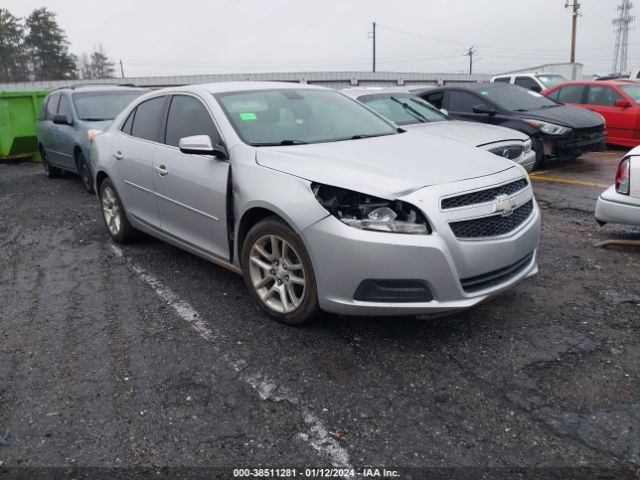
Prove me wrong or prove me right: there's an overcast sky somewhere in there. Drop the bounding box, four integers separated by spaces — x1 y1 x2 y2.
4 0 635 77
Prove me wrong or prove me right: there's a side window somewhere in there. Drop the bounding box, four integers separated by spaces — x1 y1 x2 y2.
164 95 221 147
37 98 48 121
130 96 165 142
546 88 561 101
424 92 444 109
514 77 541 92
121 109 135 135
58 94 73 122
556 84 586 103
493 77 511 84
586 85 623 107
448 91 482 113
45 93 60 120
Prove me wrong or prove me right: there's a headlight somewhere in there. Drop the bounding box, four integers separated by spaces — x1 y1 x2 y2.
523 138 533 153
525 119 571 136
312 183 431 234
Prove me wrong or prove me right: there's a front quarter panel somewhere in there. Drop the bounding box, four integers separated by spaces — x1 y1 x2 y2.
230 145 330 265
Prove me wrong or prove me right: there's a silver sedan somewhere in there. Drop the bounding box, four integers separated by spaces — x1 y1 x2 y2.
91 82 540 325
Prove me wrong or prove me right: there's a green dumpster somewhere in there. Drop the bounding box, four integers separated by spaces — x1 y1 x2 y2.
0 90 49 161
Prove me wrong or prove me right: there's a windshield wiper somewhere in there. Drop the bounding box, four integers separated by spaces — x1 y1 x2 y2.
81 117 111 121
539 104 561 109
389 97 429 123
251 139 309 146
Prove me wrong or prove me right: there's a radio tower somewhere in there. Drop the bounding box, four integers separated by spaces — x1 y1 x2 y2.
612 0 635 74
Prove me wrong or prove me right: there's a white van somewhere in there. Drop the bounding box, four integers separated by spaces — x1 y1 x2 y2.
491 73 568 93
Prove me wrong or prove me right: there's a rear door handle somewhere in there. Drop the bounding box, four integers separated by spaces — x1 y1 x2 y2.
113 151 123 160
154 165 168 176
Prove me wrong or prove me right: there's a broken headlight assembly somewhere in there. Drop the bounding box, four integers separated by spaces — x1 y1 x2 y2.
312 183 431 234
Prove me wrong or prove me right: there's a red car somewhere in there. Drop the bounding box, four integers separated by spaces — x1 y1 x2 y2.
543 80 640 148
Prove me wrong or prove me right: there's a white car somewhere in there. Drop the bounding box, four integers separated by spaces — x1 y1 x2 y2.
491 73 567 93
595 148 640 226
343 88 536 172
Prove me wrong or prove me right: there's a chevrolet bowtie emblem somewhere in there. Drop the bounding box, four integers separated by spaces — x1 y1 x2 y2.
493 194 517 217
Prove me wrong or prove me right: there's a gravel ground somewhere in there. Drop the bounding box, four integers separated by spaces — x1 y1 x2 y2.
0 160 638 479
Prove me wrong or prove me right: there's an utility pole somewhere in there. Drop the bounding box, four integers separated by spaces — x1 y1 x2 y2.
465 46 477 74
565 1 581 63
368 22 377 73
119 59 125 79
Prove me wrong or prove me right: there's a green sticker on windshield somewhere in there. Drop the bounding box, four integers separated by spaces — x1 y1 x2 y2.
239 112 257 121
480 91 489 96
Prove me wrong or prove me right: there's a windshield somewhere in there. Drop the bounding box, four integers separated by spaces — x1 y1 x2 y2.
480 86 559 112
619 84 640 104
358 93 447 125
536 74 567 88
214 88 398 146
72 91 147 121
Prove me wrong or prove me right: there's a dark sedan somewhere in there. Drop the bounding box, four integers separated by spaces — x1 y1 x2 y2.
417 83 606 168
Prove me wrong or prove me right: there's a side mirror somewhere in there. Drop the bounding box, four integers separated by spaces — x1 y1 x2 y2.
53 114 72 126
440 108 449 116
179 135 228 159
472 103 497 115
615 99 632 108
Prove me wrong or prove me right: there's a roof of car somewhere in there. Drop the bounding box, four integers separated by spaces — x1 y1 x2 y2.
52 84 148 93
192 81 329 94
341 87 413 98
430 82 509 91
545 79 639 89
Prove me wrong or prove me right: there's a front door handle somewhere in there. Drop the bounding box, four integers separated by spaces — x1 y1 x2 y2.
113 151 123 160
154 165 168 176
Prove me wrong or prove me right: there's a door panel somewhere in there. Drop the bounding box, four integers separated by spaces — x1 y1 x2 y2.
585 85 633 143
55 94 77 170
153 145 230 259
111 96 167 230
42 93 61 165
153 94 230 259
113 135 160 229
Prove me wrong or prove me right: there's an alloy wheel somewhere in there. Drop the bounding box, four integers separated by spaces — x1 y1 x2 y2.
248 234 306 313
101 186 122 236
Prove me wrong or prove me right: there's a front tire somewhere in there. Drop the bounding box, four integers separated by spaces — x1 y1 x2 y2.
531 137 545 170
99 178 137 243
241 218 320 325
41 147 61 179
76 151 94 194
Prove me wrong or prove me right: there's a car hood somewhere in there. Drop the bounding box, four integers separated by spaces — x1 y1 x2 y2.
404 120 527 147
80 119 113 131
255 132 515 198
511 104 604 128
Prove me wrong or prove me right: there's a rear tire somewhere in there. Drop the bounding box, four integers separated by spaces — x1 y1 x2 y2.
41 147 61 179
76 151 94 194
99 178 137 243
241 217 320 326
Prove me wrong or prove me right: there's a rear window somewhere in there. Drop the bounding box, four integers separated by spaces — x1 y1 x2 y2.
73 90 148 121
477 86 558 112
493 77 511 84
358 94 447 125
536 74 567 88
555 84 586 103
45 93 60 120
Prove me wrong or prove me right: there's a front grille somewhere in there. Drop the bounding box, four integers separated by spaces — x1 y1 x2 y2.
571 125 605 141
449 200 534 239
488 144 524 160
441 179 528 210
460 252 534 293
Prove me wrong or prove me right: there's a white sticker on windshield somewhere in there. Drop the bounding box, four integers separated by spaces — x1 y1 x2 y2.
527 91 543 97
